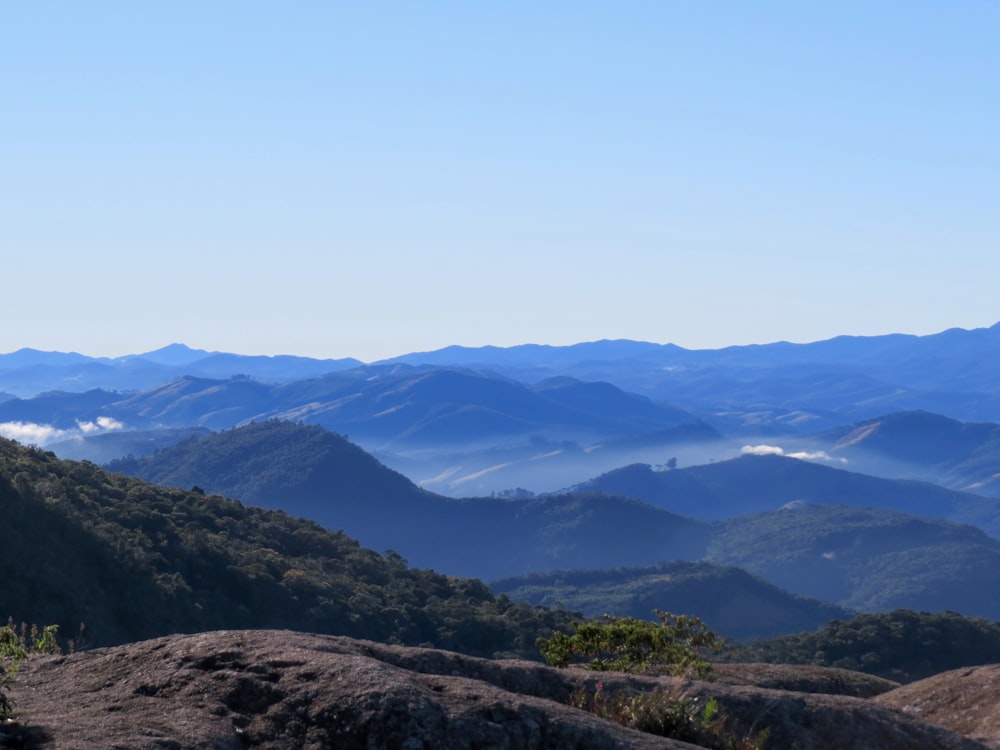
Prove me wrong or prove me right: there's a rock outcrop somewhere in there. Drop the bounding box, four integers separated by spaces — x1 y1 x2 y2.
876 664 1000 749
2 630 991 749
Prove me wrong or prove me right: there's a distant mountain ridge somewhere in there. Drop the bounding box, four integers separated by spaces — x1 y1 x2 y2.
7 323 1000 497
0 344 361 397
570 453 1000 535
0 367 706 447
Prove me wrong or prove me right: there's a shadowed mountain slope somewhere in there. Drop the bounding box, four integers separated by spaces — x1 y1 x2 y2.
490 561 852 641
572 454 1000 536
104 420 713 580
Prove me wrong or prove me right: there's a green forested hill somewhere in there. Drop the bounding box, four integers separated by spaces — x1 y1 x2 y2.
105 419 433 514
708 505 1000 616
490 561 852 641
723 609 1000 683
0 437 573 657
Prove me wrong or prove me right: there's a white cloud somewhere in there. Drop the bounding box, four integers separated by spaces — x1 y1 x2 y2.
76 416 125 434
0 421 71 445
0 416 126 446
741 444 846 463
97 416 124 430
741 444 785 456
787 450 845 463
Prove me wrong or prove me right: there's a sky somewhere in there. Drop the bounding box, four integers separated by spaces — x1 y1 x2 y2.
3 1 998 362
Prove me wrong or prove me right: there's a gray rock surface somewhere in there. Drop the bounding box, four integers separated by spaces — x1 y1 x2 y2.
876 664 1000 749
2 630 990 749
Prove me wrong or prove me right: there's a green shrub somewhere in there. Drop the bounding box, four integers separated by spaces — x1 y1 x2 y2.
1 620 62 719
537 610 721 677
570 682 769 749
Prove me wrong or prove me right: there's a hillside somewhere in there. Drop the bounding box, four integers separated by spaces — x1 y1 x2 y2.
709 505 1000 616
821 411 1000 498
490 561 852 641
106 419 435 523
0 437 572 657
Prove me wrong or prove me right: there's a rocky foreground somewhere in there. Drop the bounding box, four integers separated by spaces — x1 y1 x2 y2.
2 630 994 749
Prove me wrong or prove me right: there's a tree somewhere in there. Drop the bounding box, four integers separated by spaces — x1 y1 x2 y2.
537 611 720 677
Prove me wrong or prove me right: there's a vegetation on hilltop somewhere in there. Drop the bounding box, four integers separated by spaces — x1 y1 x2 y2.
0 437 574 658
722 609 1000 683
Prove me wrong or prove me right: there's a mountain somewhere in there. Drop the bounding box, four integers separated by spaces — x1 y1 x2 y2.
819 411 1000 498
379 323 1000 426
708 505 1000 616
3 367 704 443
104 420 712 579
571 454 1000 536
9 367 719 496
490 561 852 641
7 321 1000 427
0 345 361 397
0 436 573 656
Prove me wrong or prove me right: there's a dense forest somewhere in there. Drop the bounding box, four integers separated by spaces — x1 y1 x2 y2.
722 609 1000 682
0 437 573 658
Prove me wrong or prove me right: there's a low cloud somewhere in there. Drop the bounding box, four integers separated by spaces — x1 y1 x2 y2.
77 416 125 434
0 416 126 446
741 444 846 464
741 444 785 456
0 421 72 445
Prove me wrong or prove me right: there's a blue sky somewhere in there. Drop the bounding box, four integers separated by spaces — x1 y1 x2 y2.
3 2 998 361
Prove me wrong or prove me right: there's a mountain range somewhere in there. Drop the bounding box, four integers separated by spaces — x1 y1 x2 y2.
7 326 1000 748
105 420 1000 622
8 327 1000 627
6 321 1000 424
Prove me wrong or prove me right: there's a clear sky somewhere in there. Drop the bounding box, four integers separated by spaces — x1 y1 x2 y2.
3 2 998 362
